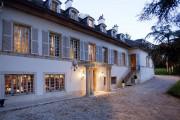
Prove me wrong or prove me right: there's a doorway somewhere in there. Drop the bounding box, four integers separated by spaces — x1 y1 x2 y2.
130 54 136 70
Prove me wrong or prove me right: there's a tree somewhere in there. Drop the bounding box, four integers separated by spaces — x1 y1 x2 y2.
146 25 174 44
139 0 180 26
146 25 180 73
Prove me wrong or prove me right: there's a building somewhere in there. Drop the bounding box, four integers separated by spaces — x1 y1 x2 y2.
0 0 154 98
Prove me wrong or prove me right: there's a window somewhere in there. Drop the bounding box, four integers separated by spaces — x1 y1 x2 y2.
70 38 80 60
111 77 117 84
5 74 34 96
70 9 78 21
102 47 108 63
49 32 61 57
45 74 65 92
122 52 126 66
146 56 150 67
114 50 118 65
88 44 96 61
88 19 94 27
13 24 31 54
100 25 106 33
51 0 58 12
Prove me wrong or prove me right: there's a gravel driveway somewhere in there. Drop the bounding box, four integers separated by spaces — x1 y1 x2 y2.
0 75 180 120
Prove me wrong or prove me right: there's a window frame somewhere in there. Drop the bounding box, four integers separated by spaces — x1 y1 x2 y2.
70 37 80 60
13 23 31 54
102 47 108 63
49 32 61 57
5 74 34 96
44 74 65 92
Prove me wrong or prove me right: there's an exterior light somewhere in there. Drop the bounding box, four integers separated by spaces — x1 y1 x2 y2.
81 70 85 80
72 59 78 71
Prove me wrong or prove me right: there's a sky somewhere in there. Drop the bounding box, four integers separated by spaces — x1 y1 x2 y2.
60 0 157 43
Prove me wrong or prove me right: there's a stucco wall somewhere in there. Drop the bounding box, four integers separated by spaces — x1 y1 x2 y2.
129 49 154 83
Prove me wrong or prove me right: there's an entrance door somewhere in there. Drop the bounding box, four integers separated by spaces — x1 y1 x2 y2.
130 54 136 70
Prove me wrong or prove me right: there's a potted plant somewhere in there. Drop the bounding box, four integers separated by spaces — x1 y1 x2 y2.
133 75 138 84
122 80 125 88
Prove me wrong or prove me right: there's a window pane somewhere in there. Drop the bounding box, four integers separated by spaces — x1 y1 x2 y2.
14 24 30 54
45 74 65 92
5 74 34 96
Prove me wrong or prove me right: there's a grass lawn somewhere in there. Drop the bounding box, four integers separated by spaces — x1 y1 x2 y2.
167 80 180 98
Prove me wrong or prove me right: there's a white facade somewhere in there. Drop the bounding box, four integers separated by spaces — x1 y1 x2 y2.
0 4 154 99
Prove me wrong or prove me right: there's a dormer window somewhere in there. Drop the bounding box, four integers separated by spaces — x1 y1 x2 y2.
50 0 61 13
66 7 79 21
51 0 58 12
100 25 106 33
88 19 94 27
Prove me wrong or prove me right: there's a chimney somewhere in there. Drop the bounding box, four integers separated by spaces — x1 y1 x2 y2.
65 0 73 10
98 14 105 25
113 24 118 32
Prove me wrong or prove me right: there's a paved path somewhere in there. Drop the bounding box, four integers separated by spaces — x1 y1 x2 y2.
0 75 180 120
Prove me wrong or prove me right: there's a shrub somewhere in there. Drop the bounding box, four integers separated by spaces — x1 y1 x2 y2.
167 81 180 98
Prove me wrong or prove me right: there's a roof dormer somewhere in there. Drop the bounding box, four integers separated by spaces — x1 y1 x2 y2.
65 0 79 21
107 25 118 38
82 16 95 28
96 15 107 33
46 0 62 13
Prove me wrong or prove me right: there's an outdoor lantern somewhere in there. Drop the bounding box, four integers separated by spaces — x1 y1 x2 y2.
72 59 78 71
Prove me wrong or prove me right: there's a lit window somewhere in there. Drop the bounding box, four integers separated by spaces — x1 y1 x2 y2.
88 44 96 62
70 38 80 60
45 74 65 92
5 74 34 96
13 24 30 54
49 32 61 57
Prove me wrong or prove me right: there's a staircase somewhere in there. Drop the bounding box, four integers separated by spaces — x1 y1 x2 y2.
122 69 136 86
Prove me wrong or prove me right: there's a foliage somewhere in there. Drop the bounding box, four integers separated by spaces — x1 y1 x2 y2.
155 68 169 75
167 80 180 98
139 0 180 26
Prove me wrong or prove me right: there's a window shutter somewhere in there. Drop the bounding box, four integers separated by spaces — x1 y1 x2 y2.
118 51 122 65
42 30 49 56
80 40 85 61
2 20 13 52
108 48 111 64
136 54 140 66
31 28 39 54
84 42 89 61
111 49 114 64
96 46 99 62
62 35 70 59
99 46 103 63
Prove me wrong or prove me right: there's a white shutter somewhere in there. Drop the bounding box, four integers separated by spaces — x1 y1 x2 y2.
62 35 71 59
80 40 85 61
31 28 39 54
2 20 13 52
42 31 49 56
